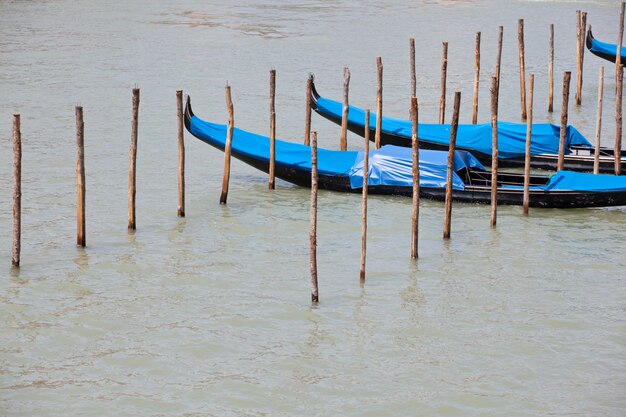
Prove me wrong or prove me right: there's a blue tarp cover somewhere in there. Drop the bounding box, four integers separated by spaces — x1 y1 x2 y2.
189 114 626 193
588 35 626 60
349 146 484 190
315 95 592 159
501 170 626 192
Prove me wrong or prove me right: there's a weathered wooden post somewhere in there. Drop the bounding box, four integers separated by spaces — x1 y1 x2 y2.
340 67 350 151
410 97 420 259
410 37 416 99
594 66 605 174
360 110 370 282
304 74 313 146
575 11 582 104
76 106 86 247
616 64 623 176
490 77 499 227
439 42 448 124
128 87 139 230
220 85 235 204
443 92 461 240
375 57 383 149
523 74 535 216
176 90 185 217
495 26 504 95
12 115 21 267
518 19 527 120
472 32 481 124
269 69 276 189
549 24 555 113
310 131 319 303
558 72 572 171
576 11 588 105
617 3 625 87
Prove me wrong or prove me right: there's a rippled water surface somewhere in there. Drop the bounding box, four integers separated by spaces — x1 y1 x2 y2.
1 1 625 416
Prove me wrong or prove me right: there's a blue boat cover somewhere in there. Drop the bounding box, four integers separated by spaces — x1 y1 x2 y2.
188 113 626 194
315 95 592 159
349 146 484 191
588 35 626 60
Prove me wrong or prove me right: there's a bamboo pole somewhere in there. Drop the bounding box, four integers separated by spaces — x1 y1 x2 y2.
340 67 350 151
576 10 582 105
472 32 481 124
410 37 416 99
594 66 605 174
490 77 499 227
617 3 625 87
128 88 139 230
360 110 370 282
304 74 313 146
177 90 185 217
523 74 535 216
439 42 448 124
558 72 572 171
577 12 588 105
269 69 276 189
220 85 234 204
310 131 319 303
495 26 504 96
443 92 461 240
410 96 420 259
12 114 21 267
76 106 86 247
375 57 383 149
616 64 623 176
518 19 527 120
549 24 554 113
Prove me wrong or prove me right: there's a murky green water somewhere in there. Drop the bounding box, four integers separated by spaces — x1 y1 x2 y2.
1 1 625 415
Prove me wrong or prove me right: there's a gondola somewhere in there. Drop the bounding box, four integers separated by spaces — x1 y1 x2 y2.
310 82 626 174
586 27 626 65
184 96 626 208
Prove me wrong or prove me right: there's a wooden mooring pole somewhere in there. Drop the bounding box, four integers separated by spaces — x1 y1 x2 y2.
410 96 420 259
269 69 276 190
12 114 21 267
439 42 448 124
617 3 625 87
310 131 319 303
410 38 416 99
616 64 623 176
220 85 234 204
523 74 535 216
518 19 527 120
375 57 383 149
490 77 499 227
594 66 605 174
76 106 86 247
360 110 370 282
558 72 571 171
304 74 313 146
472 32 481 124
443 92 461 240
177 90 185 217
495 26 503 95
340 67 350 151
549 24 554 113
128 87 139 230
576 11 587 105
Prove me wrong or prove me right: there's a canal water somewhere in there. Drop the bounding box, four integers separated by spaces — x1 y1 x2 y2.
1 1 625 415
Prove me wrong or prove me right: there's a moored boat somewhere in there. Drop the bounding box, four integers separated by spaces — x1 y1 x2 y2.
586 27 626 65
184 96 626 208
311 82 626 174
